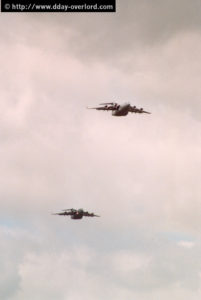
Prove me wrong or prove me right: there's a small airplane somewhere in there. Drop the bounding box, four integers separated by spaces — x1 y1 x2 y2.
52 208 100 220
87 102 151 116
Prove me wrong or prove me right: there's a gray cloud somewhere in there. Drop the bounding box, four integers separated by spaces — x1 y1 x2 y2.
1 1 201 299
1 0 201 62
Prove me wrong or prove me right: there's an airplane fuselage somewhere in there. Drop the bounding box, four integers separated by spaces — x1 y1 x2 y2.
112 103 130 116
71 212 83 219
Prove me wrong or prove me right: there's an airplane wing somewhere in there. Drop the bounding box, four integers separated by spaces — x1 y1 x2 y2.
83 211 100 217
129 106 151 114
87 103 117 111
128 105 138 113
87 106 111 111
62 209 76 212
136 109 151 114
52 211 73 216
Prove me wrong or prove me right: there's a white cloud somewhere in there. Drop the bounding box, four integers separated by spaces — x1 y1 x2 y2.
177 241 195 249
1 2 201 299
111 250 151 273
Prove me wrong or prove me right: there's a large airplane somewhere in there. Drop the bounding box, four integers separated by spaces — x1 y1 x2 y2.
87 102 151 116
52 208 100 220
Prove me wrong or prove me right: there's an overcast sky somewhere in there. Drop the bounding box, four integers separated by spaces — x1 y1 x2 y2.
1 1 201 299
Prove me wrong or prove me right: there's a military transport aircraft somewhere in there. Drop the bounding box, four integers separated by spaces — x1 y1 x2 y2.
52 208 100 220
87 102 151 116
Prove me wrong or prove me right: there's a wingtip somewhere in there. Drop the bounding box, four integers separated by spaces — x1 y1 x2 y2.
144 111 151 114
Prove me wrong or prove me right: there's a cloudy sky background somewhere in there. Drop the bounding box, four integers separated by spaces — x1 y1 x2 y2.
1 0 201 299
